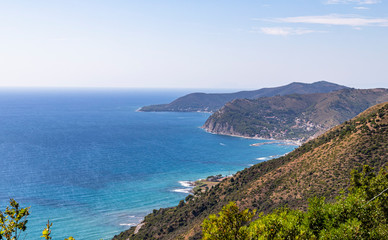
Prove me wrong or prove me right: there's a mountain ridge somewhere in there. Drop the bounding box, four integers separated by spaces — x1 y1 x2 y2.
139 81 348 112
202 88 388 142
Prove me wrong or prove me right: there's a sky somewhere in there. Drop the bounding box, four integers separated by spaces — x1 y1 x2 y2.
0 0 387 90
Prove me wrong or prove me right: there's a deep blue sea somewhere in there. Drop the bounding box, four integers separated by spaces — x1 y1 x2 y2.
0 89 297 240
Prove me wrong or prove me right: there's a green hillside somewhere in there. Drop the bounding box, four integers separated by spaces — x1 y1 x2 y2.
203 88 388 142
139 81 347 112
202 166 387 239
113 102 388 240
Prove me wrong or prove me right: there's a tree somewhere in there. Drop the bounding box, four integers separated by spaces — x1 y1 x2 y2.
0 199 75 240
0 199 29 240
202 202 255 240
202 165 388 239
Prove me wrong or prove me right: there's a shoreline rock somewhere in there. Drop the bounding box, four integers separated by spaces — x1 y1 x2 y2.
201 127 302 146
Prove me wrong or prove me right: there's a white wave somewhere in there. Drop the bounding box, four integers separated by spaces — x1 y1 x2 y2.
256 157 268 160
120 223 137 226
219 143 226 146
172 188 192 194
178 181 194 188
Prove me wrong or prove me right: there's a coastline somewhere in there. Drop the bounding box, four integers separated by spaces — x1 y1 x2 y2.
131 177 227 236
126 142 297 238
200 127 302 146
121 120 300 239
137 108 301 145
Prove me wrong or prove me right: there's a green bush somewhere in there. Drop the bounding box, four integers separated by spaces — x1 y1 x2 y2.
202 165 388 239
0 200 75 240
202 202 255 240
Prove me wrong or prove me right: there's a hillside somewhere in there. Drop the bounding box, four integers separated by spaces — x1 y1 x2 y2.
113 102 388 240
139 81 347 112
203 88 388 142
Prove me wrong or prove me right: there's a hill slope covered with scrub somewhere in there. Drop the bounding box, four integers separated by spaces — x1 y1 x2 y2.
203 88 388 142
113 102 388 239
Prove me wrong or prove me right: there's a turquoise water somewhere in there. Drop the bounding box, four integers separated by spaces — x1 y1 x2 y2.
0 89 297 239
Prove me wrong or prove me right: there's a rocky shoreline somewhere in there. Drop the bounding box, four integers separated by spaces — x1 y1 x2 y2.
201 126 302 146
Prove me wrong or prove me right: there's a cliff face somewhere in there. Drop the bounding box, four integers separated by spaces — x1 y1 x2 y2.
139 81 348 112
202 118 242 137
113 102 388 240
203 88 388 142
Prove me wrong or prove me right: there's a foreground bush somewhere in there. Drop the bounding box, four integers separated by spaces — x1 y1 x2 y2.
0 200 74 240
202 165 388 239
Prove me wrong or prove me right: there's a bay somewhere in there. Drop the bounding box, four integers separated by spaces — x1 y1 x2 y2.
0 89 296 239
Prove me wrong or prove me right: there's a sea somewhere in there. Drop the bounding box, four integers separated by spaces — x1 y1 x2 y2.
0 89 297 240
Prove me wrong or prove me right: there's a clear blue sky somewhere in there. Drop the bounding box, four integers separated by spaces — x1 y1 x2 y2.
0 0 387 89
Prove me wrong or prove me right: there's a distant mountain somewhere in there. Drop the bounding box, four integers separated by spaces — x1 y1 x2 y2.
113 102 388 240
203 88 388 142
139 81 348 112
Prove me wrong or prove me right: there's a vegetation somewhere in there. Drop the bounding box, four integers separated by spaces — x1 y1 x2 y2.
202 202 255 240
140 81 347 112
0 199 29 240
0 200 74 240
202 165 388 239
203 88 388 141
1 103 387 240
114 102 388 239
